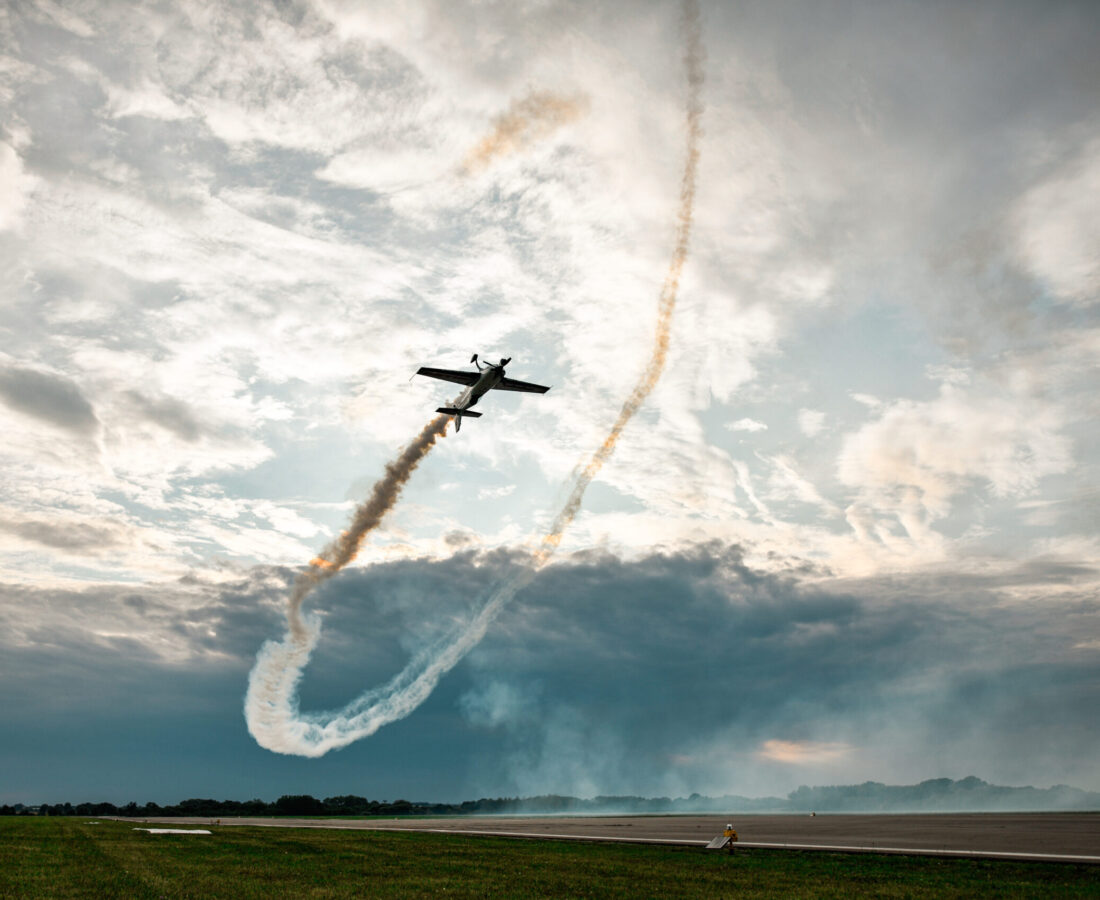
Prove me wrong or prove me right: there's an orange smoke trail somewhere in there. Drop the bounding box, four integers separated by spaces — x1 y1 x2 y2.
287 413 451 640
534 0 705 564
462 90 590 174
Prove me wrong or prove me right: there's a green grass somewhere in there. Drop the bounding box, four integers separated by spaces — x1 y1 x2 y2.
2 817 1098 899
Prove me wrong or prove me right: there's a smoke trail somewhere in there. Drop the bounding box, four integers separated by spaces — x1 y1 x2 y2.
462 90 590 174
245 0 704 757
287 414 450 641
245 414 450 753
534 4 704 561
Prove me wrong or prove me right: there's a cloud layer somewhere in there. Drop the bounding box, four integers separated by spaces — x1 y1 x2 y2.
3 544 1097 802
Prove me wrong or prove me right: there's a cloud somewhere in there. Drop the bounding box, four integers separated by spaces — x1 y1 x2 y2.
797 408 825 437
0 141 35 231
326 543 1099 796
0 564 291 664
0 514 128 554
1014 138 1100 306
121 390 205 442
0 364 99 436
30 0 96 38
765 454 838 516
837 377 1071 557
850 393 881 409
728 417 767 433
757 739 853 765
1 544 1098 800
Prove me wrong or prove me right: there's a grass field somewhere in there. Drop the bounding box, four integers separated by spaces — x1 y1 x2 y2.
2 817 1098 898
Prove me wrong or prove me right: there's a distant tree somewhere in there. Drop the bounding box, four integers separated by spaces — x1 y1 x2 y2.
323 796 371 816
274 795 325 816
72 802 118 815
175 799 220 816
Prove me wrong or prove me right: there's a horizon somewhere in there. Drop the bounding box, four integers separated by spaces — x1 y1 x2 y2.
10 775 1100 814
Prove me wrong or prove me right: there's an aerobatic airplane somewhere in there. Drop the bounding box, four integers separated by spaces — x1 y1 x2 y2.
416 354 550 431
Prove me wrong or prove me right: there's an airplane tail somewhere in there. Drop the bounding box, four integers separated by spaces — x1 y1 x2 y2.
436 408 482 433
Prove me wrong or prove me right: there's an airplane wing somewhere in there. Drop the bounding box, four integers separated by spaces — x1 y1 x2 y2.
494 377 551 394
416 367 479 386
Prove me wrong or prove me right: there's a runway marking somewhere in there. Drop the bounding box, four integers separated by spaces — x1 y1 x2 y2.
133 828 212 835
734 841 1100 864
406 827 1100 863
422 827 708 846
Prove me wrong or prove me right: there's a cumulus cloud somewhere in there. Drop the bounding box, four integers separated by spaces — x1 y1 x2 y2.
838 378 1071 557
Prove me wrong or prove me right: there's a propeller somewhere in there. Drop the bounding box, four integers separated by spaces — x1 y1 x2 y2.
470 353 511 370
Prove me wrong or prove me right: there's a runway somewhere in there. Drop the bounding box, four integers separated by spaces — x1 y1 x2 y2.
121 812 1100 863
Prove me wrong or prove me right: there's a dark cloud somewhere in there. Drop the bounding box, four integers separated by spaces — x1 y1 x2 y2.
294 544 1100 795
0 364 99 435
0 544 1097 803
122 390 205 442
0 517 125 553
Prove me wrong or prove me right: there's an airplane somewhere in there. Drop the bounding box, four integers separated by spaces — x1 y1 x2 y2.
415 354 550 431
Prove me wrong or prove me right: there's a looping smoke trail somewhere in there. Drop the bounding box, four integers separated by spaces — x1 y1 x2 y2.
245 0 704 757
246 414 450 754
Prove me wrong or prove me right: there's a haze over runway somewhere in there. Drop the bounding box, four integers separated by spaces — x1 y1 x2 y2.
1 0 1098 807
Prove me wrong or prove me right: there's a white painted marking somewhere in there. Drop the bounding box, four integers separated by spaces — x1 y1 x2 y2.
422 827 709 846
735 841 1100 863
407 827 1100 863
134 828 212 835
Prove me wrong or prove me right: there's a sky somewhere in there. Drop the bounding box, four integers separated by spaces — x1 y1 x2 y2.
1 0 1098 806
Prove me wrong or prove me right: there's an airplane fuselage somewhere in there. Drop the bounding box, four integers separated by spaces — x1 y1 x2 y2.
454 365 505 412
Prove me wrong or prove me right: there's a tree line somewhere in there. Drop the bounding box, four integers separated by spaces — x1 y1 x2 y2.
0 793 750 818
5 777 1097 817
3 796 430 818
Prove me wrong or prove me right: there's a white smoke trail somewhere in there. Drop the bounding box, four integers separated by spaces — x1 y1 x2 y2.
245 0 705 757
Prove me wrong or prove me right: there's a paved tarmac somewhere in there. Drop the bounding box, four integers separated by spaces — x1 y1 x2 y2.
120 812 1100 863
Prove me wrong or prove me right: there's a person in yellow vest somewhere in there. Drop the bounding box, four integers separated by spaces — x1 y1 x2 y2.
723 823 738 854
